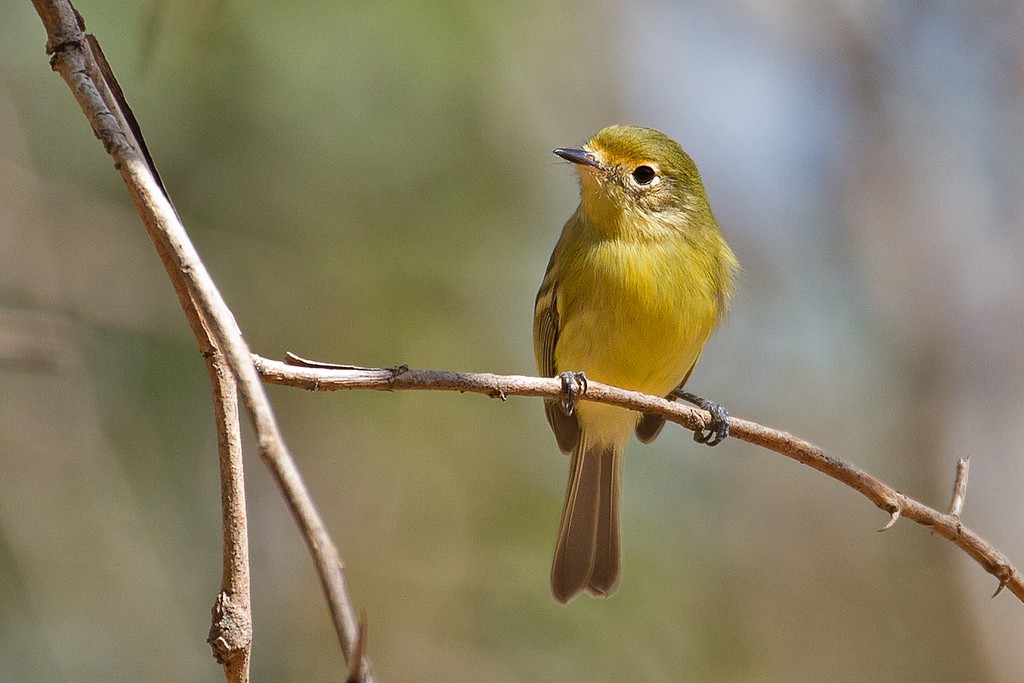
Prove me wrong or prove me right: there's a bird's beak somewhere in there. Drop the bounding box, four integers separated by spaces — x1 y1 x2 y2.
553 147 602 170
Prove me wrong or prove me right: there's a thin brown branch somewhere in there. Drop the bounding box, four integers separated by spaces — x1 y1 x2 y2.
31 2 373 679
31 2 258 678
257 355 1024 605
206 352 251 683
92 28 256 682
42 6 256 677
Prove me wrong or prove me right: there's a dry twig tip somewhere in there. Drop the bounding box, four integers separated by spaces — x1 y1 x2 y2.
948 457 970 518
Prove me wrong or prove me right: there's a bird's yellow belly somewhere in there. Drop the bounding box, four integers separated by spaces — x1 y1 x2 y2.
554 241 719 400
556 304 707 398
557 298 711 447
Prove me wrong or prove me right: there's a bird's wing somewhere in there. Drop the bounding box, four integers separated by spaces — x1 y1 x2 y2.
534 274 580 453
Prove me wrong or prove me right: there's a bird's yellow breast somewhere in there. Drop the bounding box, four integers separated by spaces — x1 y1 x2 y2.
552 230 723 400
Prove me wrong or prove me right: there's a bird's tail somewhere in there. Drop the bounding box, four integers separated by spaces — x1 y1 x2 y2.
551 435 622 603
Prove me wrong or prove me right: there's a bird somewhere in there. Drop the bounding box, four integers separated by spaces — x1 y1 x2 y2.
533 125 738 603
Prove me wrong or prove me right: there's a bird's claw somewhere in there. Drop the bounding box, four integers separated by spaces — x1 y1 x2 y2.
673 389 730 446
559 371 588 416
693 399 729 446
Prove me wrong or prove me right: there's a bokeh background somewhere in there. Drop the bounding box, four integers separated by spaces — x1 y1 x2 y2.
3 1 1024 680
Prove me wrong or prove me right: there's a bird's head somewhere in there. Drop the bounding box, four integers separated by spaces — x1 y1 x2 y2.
554 125 711 234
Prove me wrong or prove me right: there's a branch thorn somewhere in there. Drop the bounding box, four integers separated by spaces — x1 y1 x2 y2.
878 507 901 532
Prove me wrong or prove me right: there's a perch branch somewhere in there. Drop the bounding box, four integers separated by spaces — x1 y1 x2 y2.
257 355 1024 604
31 2 372 678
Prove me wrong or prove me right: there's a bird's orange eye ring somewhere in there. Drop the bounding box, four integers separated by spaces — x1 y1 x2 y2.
631 165 656 184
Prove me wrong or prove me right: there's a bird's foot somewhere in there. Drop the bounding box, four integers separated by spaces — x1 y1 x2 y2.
673 389 730 446
558 371 588 416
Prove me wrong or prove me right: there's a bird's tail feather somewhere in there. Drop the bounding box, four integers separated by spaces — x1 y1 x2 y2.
551 436 622 603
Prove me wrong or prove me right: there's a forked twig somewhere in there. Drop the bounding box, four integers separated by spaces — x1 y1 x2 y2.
30 2 373 679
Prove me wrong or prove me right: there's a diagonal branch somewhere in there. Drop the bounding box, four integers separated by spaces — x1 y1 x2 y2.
256 355 1024 604
30 1 373 679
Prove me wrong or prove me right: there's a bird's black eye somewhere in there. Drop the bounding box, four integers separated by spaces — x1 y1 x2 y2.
631 165 656 185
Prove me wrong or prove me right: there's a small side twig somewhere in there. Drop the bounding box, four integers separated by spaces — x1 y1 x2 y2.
256 356 1024 605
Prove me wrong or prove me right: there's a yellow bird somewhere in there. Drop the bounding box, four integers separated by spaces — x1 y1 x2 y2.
534 125 738 603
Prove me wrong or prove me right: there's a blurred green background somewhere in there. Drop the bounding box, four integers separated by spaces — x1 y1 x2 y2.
3 1 1024 680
